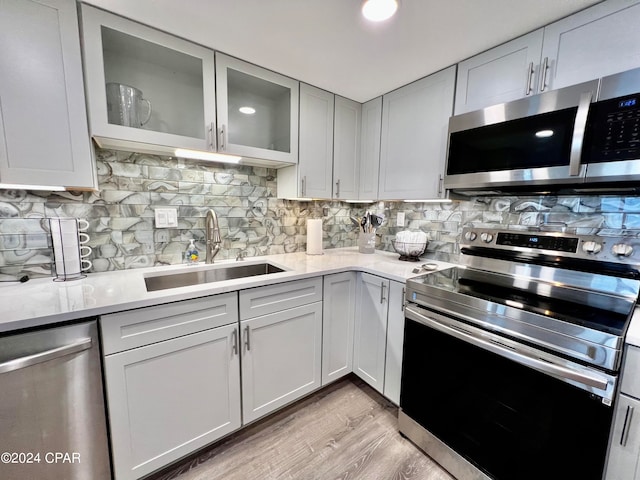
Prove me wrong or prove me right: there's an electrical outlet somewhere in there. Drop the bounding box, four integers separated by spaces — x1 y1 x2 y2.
155 208 178 228
397 211 405 227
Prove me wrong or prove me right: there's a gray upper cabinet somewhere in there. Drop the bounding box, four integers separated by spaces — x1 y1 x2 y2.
0 0 95 189
454 29 544 115
333 96 361 200
277 83 333 199
455 0 640 115
541 0 640 92
279 84 363 200
80 4 217 156
216 53 299 166
378 66 456 200
359 96 382 200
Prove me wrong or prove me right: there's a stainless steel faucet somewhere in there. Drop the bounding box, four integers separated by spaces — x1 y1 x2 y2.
205 209 221 263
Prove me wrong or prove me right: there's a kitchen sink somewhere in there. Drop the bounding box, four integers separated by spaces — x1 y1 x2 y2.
144 262 286 291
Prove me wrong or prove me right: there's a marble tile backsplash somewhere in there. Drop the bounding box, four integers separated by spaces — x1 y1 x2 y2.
1 148 640 279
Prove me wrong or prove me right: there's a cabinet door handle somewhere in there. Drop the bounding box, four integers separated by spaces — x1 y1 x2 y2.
401 287 406 311
208 122 216 151
302 176 307 197
538 56 549 92
380 282 387 304
438 174 444 196
244 325 250 351
524 61 535 95
335 179 340 198
621 405 635 446
218 124 226 151
231 328 238 356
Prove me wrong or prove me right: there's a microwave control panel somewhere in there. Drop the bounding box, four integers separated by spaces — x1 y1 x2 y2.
584 94 640 162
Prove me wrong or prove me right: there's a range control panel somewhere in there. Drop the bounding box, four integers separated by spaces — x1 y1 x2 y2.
460 227 640 265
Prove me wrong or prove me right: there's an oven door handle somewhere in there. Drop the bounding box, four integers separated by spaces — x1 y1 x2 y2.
405 305 610 392
568 90 592 176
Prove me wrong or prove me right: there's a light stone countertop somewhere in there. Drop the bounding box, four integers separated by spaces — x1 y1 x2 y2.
0 247 455 333
626 309 640 348
4 246 640 351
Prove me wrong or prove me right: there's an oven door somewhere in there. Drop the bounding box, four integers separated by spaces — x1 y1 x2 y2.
400 304 616 480
444 79 598 192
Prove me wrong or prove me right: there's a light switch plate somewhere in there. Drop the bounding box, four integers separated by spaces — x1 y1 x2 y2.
155 208 178 228
397 211 405 227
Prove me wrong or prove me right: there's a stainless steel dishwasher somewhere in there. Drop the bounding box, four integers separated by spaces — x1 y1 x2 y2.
0 319 112 480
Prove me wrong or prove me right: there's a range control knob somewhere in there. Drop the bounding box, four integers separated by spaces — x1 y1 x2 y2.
612 243 634 257
464 231 477 241
582 241 603 254
480 232 494 243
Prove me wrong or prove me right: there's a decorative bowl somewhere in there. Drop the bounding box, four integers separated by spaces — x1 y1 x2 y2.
392 240 427 262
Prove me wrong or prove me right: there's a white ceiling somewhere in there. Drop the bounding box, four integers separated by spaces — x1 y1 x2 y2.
82 0 603 103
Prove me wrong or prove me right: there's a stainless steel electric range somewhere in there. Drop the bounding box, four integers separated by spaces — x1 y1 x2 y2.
399 227 640 480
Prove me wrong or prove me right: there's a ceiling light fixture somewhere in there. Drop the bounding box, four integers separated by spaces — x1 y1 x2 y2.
239 106 256 115
362 0 398 22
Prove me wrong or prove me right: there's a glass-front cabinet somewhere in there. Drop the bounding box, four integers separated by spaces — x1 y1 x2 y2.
80 5 216 154
215 53 299 165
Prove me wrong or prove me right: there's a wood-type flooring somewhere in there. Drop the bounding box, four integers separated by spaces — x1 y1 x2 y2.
151 376 454 480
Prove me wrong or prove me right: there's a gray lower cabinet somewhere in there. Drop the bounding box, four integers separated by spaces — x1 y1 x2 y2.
606 345 640 479
606 394 640 479
101 293 241 480
239 278 323 424
353 273 405 403
353 272 390 394
322 272 357 385
99 273 408 479
383 280 405 405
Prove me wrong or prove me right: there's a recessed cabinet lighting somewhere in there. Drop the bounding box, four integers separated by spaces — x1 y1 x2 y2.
174 148 241 164
239 106 256 115
362 0 398 22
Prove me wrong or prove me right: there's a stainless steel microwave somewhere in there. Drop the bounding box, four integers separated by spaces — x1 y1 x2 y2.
443 67 640 194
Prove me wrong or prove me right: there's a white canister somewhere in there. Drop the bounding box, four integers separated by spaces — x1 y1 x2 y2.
306 218 323 255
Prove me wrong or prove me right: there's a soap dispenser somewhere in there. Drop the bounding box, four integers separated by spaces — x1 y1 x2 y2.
185 239 199 264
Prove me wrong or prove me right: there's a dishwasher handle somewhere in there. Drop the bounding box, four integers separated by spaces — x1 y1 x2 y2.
0 337 92 374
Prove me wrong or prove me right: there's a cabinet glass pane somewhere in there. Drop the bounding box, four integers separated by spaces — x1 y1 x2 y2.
101 27 205 139
226 68 291 153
